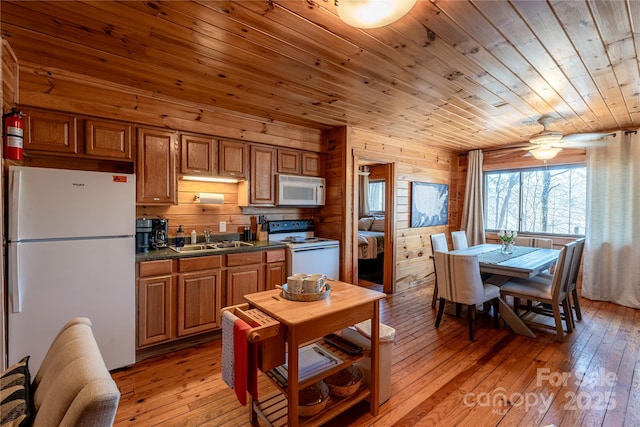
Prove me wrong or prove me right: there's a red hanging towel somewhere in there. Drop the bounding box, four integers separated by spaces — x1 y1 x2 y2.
232 319 258 405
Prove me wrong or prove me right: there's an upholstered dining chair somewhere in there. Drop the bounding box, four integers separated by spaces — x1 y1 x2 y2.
535 238 585 327
451 231 469 250
514 236 554 277
430 233 449 309
514 236 553 249
434 252 501 341
499 241 576 342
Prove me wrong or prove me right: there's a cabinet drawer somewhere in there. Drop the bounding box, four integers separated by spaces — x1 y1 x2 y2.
226 251 263 267
138 259 172 277
266 249 286 263
178 255 222 272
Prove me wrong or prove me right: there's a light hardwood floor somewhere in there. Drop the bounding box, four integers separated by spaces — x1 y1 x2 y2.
112 282 640 426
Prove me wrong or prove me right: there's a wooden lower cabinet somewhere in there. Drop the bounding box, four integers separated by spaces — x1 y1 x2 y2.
176 255 222 337
137 248 286 351
265 249 286 290
177 269 222 336
137 276 173 347
137 260 173 348
225 251 264 306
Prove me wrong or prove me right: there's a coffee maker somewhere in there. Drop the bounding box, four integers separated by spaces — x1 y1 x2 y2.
150 218 169 249
136 218 152 253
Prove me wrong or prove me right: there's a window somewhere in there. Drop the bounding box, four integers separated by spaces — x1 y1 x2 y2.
368 180 385 213
485 165 586 235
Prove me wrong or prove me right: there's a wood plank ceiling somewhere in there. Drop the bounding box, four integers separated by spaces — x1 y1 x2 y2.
1 0 639 152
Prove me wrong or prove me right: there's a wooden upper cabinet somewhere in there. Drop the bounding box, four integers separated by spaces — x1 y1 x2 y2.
277 149 301 175
218 139 248 178
136 127 177 205
302 152 322 176
180 133 217 176
248 144 276 205
23 109 134 161
23 109 79 154
85 119 133 160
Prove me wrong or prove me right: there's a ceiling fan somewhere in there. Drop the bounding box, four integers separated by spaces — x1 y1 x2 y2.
491 116 616 160
523 116 615 160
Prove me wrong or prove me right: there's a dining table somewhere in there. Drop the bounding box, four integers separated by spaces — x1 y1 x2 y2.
449 243 560 279
446 243 561 338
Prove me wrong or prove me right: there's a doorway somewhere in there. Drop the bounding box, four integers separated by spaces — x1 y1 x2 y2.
355 160 394 293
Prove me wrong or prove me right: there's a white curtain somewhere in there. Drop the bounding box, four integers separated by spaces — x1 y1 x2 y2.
583 130 640 308
461 150 486 246
358 167 370 217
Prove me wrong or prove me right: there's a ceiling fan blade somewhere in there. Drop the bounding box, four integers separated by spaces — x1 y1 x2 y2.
557 140 613 148
561 132 614 142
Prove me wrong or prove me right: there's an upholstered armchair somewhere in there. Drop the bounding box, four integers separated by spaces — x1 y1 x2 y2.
1 317 121 427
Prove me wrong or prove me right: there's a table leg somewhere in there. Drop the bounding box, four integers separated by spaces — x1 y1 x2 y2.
370 301 380 416
288 330 300 426
498 298 536 338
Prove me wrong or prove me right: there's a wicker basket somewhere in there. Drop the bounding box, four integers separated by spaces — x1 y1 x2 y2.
298 381 330 417
279 283 331 302
324 365 363 397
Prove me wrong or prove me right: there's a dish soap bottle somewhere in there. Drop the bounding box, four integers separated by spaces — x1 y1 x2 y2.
191 229 197 245
175 225 185 247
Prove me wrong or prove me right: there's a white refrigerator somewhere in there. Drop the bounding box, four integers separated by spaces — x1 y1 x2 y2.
7 166 136 373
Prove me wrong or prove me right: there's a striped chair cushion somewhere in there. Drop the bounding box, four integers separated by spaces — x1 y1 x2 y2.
434 252 499 305
0 356 32 427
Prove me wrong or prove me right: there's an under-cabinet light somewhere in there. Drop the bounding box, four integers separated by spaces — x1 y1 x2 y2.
181 175 239 184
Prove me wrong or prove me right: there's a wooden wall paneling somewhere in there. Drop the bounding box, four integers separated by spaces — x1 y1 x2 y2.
482 148 586 171
317 126 351 282
3 22 343 132
2 39 18 109
0 35 5 372
17 64 325 152
138 179 313 238
351 131 456 293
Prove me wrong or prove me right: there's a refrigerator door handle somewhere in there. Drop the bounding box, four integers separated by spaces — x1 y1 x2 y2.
9 243 22 313
10 168 22 241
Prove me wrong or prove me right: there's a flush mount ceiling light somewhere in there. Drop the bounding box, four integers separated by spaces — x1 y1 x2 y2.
335 0 417 28
530 146 562 160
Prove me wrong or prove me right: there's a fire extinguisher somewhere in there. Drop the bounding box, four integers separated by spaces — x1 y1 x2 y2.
3 108 24 160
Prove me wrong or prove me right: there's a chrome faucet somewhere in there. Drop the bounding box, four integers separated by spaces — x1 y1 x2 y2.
203 230 211 243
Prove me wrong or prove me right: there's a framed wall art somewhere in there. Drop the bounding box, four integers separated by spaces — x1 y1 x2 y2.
410 182 449 227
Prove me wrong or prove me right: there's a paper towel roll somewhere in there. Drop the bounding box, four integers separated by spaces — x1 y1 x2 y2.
196 192 224 204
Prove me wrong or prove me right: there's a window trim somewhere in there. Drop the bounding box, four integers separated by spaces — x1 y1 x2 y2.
483 163 586 238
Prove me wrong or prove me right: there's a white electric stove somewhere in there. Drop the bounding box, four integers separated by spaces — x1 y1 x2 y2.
267 219 340 279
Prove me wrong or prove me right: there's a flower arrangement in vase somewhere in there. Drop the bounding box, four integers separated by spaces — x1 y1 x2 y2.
497 230 517 254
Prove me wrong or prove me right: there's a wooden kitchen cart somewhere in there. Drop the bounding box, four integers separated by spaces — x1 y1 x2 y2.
243 280 386 427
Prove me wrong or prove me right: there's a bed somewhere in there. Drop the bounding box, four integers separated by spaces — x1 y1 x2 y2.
357 216 385 260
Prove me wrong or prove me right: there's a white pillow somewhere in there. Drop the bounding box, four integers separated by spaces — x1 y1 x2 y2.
358 217 374 231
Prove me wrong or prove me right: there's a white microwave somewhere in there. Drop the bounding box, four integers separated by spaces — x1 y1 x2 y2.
276 174 325 206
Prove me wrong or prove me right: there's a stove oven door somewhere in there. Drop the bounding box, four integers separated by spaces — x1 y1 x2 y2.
287 244 340 280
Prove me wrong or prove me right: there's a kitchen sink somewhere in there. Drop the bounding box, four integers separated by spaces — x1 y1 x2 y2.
170 241 253 253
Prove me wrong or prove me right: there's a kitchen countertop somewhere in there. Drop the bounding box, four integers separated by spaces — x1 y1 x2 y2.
135 240 288 262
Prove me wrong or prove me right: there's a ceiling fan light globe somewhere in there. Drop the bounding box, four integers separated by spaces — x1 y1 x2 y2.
336 0 417 28
530 146 562 160
529 131 563 145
